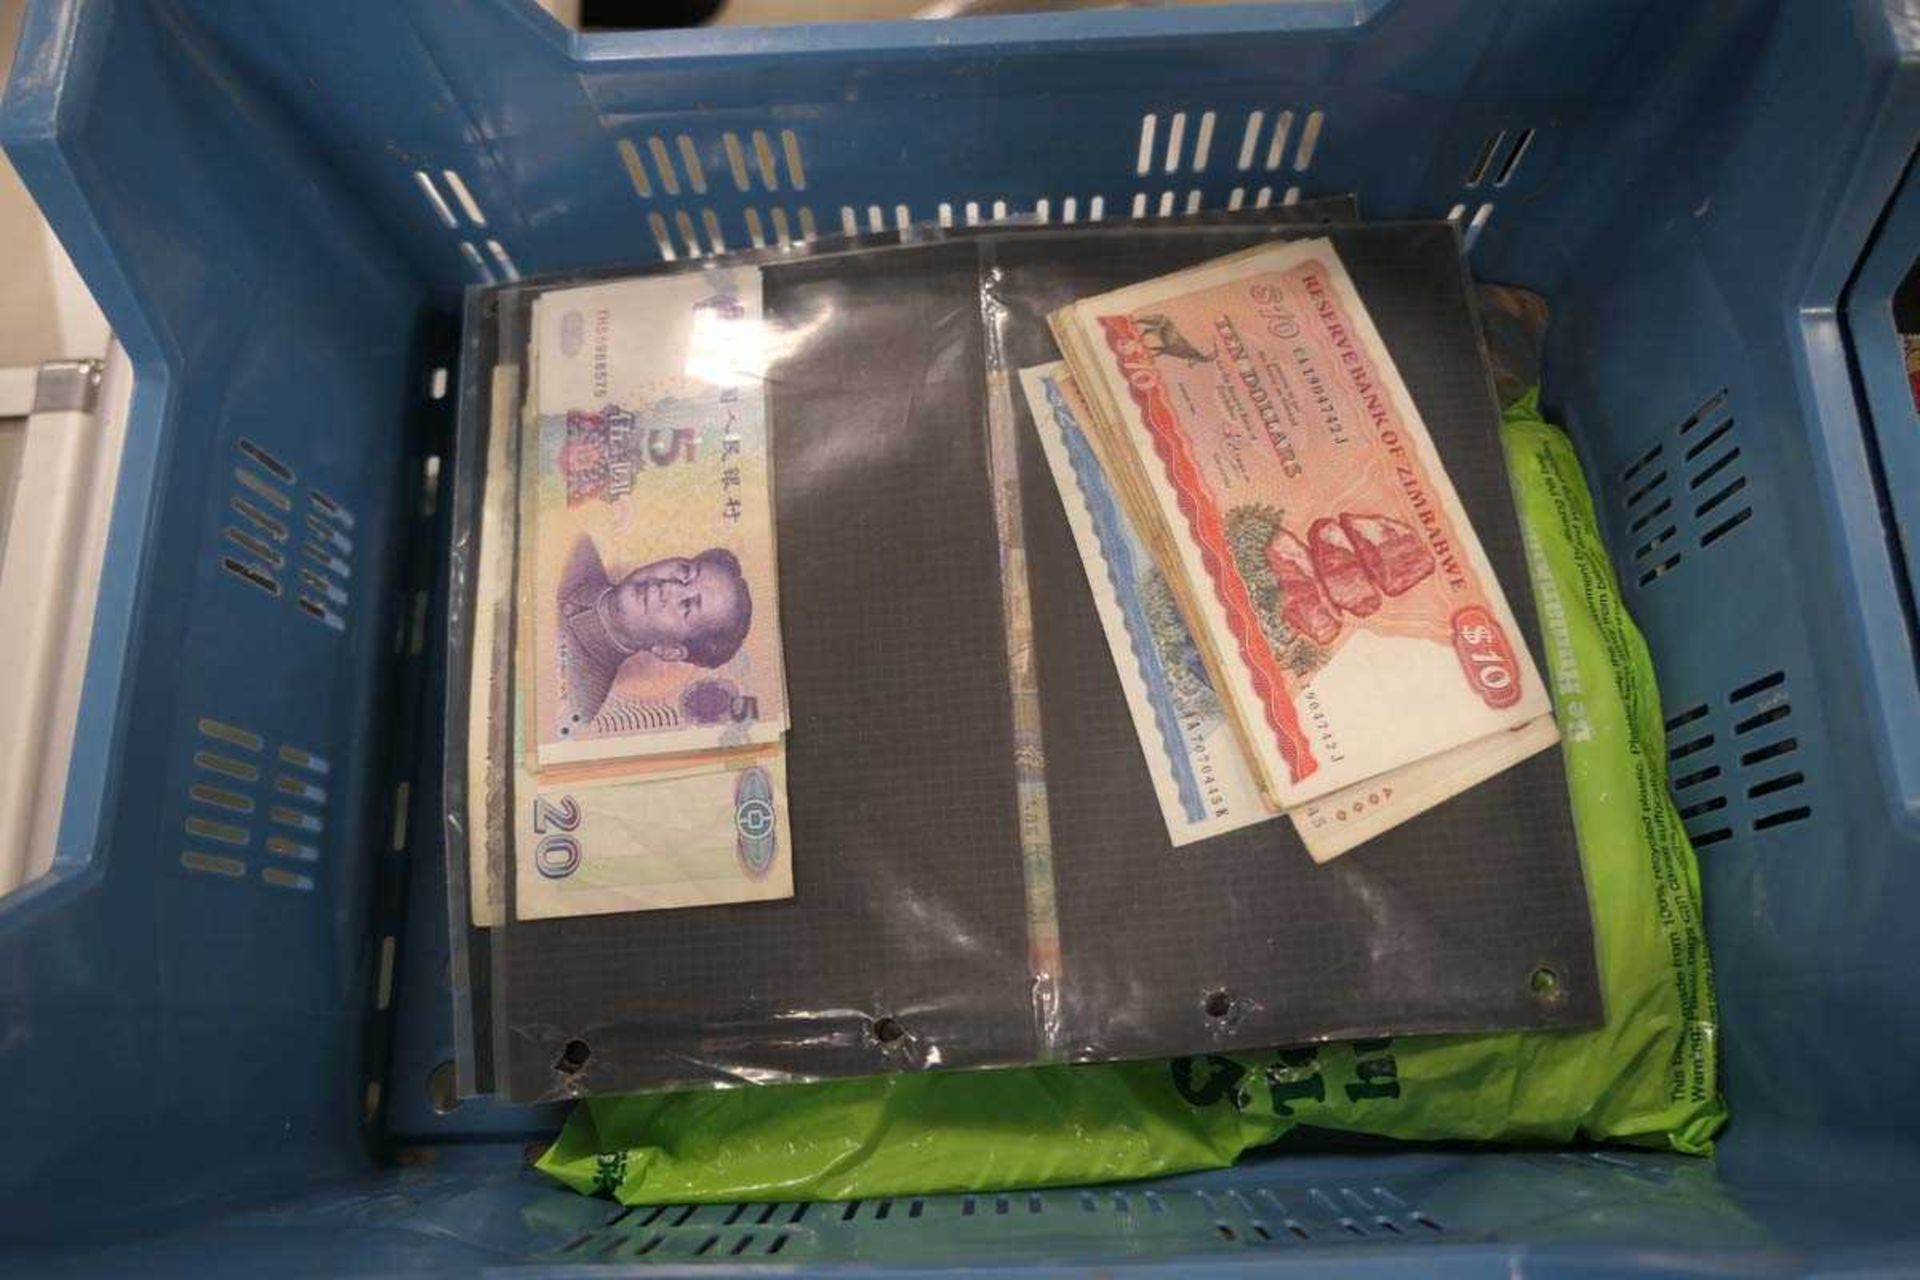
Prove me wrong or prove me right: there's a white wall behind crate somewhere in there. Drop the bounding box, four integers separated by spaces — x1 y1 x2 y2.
0 0 120 900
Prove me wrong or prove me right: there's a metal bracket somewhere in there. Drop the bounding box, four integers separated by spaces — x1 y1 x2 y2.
33 360 104 415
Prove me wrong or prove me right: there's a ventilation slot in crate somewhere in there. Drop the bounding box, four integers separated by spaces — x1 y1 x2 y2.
1729 670 1810 836
1444 201 1496 252
223 438 294 597
1678 391 1750 554
220 440 354 632
300 488 354 632
544 1180 1441 1261
1464 125 1536 189
414 167 519 282
1225 107 1326 176
1133 109 1226 176
1663 669 1812 848
619 129 809 262
179 719 331 891
1621 438 1678 586
649 204 817 260
1445 123 1537 253
1624 389 1753 589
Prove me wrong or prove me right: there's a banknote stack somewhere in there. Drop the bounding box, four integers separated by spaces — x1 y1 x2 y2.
1028 237 1558 860
468 267 792 925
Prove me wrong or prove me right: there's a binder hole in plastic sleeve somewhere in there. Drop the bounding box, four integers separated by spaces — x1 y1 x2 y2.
555 1040 592 1075
1529 965 1564 1005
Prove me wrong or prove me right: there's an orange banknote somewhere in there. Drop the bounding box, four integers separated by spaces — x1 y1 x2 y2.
1053 237 1549 807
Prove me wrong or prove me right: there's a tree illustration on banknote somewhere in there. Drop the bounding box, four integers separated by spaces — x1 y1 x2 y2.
1224 505 1328 677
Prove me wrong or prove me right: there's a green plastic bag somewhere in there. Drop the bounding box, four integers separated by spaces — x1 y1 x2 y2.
538 396 1725 1205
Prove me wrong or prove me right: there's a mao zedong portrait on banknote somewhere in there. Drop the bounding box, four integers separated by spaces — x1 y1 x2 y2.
554 535 756 731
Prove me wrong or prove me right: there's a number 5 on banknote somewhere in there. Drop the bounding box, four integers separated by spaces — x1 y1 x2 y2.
528 270 789 769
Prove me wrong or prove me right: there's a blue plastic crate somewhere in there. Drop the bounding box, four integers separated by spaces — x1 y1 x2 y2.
3 0 1917 1272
